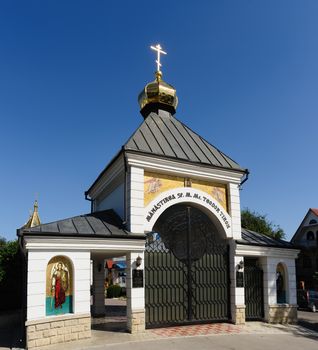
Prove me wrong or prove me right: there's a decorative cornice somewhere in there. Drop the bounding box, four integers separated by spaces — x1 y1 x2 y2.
24 236 145 251
126 152 244 184
235 243 300 259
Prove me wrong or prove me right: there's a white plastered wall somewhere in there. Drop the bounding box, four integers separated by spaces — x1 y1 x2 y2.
96 183 125 218
259 255 297 320
229 242 245 318
126 251 145 311
27 250 91 321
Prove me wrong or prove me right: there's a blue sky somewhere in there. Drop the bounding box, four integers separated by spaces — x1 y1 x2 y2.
1 1 318 241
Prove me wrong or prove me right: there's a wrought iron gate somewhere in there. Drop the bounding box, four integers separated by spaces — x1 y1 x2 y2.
244 261 264 320
145 204 230 328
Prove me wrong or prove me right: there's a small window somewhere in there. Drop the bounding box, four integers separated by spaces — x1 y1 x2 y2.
307 231 315 240
309 219 317 225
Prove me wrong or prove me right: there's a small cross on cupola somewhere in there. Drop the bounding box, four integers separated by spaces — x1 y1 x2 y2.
150 44 167 80
138 43 178 118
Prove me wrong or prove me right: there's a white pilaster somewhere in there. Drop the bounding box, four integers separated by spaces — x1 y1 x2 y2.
127 166 144 234
92 259 105 316
126 251 145 333
228 183 242 240
229 242 245 323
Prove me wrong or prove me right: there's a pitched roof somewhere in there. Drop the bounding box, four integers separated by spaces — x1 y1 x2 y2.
237 228 295 248
86 111 247 195
124 111 245 172
18 209 144 239
310 208 318 216
291 208 318 242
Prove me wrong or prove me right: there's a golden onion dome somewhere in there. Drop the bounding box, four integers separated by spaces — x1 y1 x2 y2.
138 71 178 118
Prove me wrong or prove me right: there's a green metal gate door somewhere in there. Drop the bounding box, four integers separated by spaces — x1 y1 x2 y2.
145 204 230 328
244 262 264 320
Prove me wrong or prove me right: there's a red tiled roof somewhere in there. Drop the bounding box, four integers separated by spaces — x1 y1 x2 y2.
310 208 318 216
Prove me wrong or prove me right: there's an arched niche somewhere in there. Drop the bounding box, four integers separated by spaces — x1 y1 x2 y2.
276 263 288 304
46 256 73 316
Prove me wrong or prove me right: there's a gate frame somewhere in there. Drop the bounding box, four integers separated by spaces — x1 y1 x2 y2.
244 259 265 321
145 204 232 327
126 162 246 327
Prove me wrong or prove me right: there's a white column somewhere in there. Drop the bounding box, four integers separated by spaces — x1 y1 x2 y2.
126 251 145 333
228 183 242 240
259 256 271 320
92 259 105 316
73 251 91 314
287 260 297 305
229 242 245 324
127 166 144 234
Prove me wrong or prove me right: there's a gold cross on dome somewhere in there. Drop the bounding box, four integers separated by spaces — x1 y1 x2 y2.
150 44 167 73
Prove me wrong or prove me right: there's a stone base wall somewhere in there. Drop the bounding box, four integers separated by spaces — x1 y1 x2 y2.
232 305 246 325
267 305 297 324
127 309 145 333
26 314 91 349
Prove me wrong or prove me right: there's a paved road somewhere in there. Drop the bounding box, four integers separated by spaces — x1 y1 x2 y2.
83 333 318 350
36 324 318 350
298 310 318 332
0 310 317 350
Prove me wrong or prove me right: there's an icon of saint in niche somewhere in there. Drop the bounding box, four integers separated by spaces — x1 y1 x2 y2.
50 262 69 309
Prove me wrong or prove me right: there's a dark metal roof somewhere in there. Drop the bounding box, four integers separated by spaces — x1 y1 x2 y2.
237 228 295 248
124 111 245 172
86 110 247 196
18 210 145 239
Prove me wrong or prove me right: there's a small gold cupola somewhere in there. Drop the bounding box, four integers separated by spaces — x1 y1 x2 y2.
138 44 178 118
24 200 41 228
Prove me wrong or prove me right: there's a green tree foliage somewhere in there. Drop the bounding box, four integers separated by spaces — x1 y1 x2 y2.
0 238 19 282
0 236 6 247
0 237 23 310
241 209 285 240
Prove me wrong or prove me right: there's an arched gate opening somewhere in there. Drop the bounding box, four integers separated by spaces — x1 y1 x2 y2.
145 204 230 328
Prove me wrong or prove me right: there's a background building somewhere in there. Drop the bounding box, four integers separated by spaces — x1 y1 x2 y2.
291 208 318 290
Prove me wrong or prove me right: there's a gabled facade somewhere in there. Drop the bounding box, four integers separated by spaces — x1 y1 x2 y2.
85 109 247 241
291 208 318 289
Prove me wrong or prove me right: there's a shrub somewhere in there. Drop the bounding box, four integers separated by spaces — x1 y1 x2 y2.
106 284 122 298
